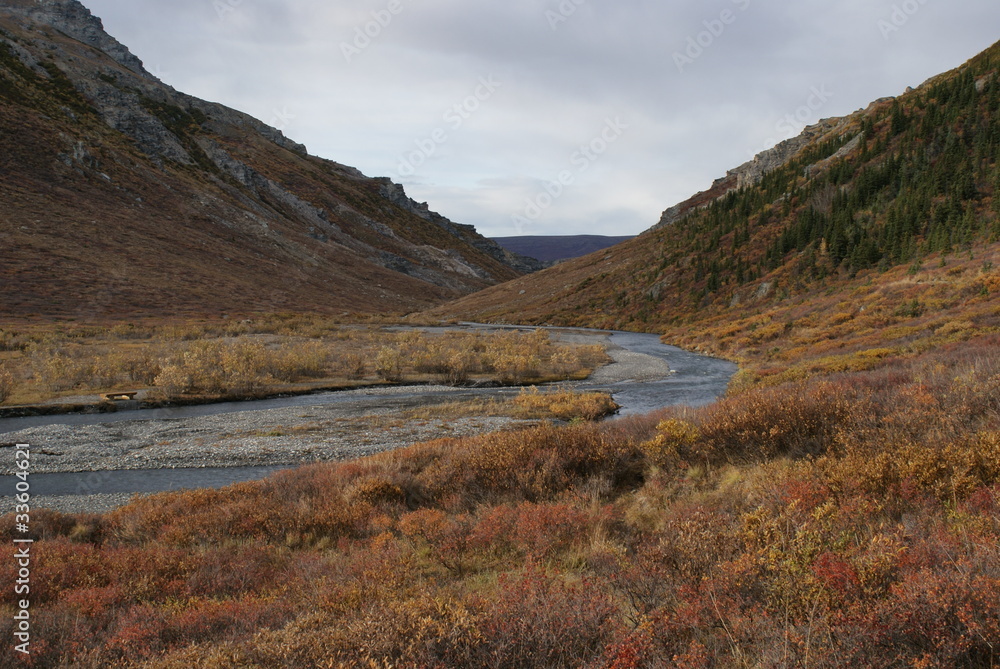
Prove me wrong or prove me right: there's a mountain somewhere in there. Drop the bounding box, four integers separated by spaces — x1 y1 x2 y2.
433 41 1000 379
0 0 541 320
490 235 635 264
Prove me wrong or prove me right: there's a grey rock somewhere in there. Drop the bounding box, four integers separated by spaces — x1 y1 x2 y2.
4 0 148 75
378 179 545 274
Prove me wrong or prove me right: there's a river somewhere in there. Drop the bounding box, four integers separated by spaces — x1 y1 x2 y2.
0 328 736 500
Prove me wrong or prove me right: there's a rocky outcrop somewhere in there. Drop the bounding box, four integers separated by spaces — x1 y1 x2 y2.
2 0 147 75
727 115 859 190
0 0 533 316
655 112 863 230
378 180 545 274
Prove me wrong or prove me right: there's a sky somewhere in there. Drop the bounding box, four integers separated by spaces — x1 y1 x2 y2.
82 0 998 239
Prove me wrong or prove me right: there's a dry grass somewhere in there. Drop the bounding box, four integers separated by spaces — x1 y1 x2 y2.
0 364 13 403
0 321 610 405
512 386 620 421
401 389 619 423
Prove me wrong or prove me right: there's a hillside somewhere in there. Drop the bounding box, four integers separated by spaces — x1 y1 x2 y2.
0 0 539 321
434 42 1000 382
3 29 1000 669
490 235 635 263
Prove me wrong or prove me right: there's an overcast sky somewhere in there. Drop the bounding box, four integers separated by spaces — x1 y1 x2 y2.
83 0 997 238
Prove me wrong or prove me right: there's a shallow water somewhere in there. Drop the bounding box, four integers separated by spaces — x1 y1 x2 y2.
583 332 737 416
0 329 736 499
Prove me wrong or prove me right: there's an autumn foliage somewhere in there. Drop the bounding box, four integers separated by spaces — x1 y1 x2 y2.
0 321 608 405
2 334 999 667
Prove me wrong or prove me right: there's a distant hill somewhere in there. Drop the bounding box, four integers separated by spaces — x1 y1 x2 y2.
490 235 635 263
0 0 541 320
433 40 1000 376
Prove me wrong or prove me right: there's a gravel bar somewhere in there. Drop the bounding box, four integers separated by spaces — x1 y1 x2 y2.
0 329 684 513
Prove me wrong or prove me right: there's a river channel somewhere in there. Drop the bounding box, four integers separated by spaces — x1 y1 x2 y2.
0 328 736 502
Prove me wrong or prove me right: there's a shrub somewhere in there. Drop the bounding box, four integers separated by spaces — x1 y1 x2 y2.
467 565 620 667
513 387 619 421
374 346 403 381
698 380 855 464
641 418 701 467
152 340 273 396
0 365 14 403
153 364 191 397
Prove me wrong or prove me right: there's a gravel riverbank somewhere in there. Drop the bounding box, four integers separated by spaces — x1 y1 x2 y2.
1 329 688 513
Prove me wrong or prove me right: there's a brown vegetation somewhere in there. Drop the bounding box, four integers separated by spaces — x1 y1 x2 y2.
513 386 620 421
2 335 998 667
0 12 526 321
0 363 13 403
0 319 608 405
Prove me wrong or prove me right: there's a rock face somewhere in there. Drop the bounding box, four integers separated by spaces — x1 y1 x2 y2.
378 181 545 274
654 113 861 230
727 115 859 190
0 0 531 317
4 0 146 74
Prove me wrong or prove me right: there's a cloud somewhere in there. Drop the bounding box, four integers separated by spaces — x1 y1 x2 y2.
84 0 999 238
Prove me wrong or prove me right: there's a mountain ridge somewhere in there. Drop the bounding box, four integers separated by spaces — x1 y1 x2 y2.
490 235 636 264
431 40 1000 381
0 0 541 320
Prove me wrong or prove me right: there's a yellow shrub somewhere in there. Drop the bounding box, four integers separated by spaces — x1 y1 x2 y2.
153 364 192 397
935 320 975 337
827 312 856 326
641 418 701 466
0 365 14 403
375 346 403 381
513 387 618 421
856 348 896 359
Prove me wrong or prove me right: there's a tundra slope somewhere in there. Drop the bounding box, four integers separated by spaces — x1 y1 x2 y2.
0 0 541 320
433 41 1000 385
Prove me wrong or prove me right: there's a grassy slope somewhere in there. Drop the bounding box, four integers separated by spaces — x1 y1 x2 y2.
431 41 1000 383
0 16 520 321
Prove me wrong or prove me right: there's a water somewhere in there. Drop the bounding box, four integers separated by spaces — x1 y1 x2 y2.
0 328 736 500
582 332 738 416
0 386 465 434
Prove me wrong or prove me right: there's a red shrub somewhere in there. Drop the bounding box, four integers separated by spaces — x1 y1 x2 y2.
469 564 620 667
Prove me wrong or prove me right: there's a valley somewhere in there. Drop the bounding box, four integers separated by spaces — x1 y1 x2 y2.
0 1 998 667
